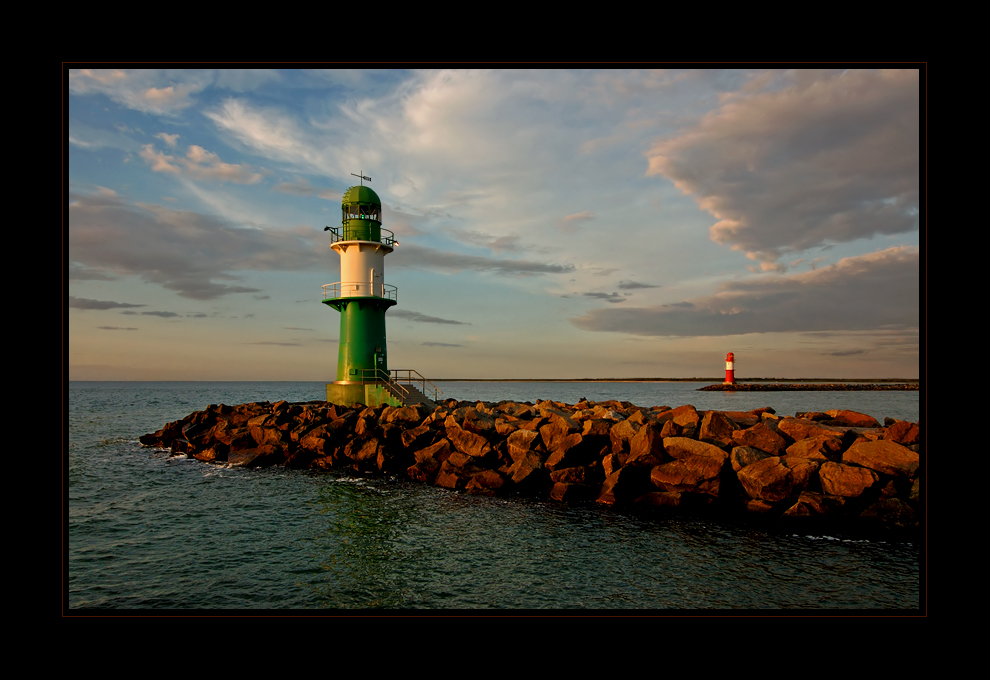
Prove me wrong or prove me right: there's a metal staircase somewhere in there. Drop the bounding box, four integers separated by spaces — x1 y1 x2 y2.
358 368 441 409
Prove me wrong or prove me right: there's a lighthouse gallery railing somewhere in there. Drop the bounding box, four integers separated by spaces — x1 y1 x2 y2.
323 282 397 300
326 226 396 247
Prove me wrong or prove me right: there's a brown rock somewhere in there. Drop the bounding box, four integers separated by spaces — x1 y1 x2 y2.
819 461 879 497
596 466 651 505
228 443 283 468
662 437 729 463
465 470 507 495
722 411 761 427
731 422 789 456
414 439 453 466
730 445 773 473
609 419 641 454
670 405 700 430
860 498 918 529
885 421 920 446
445 423 492 459
625 422 666 468
777 418 851 442
400 424 433 450
601 452 623 477
506 449 548 488
782 491 844 518
344 436 381 463
737 456 817 503
842 440 919 478
539 412 582 451
495 418 519 436
785 435 843 461
699 411 738 445
550 482 598 502
507 429 542 461
650 455 723 496
544 433 591 471
826 409 880 428
550 466 598 485
434 460 469 490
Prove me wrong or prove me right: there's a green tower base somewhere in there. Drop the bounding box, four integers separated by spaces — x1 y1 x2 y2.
326 382 403 408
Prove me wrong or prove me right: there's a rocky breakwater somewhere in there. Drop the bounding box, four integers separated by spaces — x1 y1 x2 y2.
140 399 922 533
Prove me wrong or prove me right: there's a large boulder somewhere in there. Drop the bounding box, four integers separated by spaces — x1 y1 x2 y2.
736 456 819 503
731 422 789 456
842 440 919 478
819 461 879 497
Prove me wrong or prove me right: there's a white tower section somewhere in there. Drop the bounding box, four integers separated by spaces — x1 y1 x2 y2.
333 241 393 298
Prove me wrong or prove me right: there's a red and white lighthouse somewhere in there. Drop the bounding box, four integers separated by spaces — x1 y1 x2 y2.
724 352 735 385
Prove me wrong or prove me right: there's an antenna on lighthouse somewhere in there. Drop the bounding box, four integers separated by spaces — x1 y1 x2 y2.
351 171 371 186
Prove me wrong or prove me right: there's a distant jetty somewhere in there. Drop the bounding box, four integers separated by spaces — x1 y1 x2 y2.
140 398 921 534
700 383 919 391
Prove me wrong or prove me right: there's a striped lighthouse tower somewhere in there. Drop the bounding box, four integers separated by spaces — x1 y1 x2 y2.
724 352 735 385
322 174 401 407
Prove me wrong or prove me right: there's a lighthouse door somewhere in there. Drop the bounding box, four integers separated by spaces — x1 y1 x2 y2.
371 268 383 297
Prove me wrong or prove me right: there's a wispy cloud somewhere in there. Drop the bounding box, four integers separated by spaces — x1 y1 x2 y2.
572 246 919 336
618 280 659 290
70 296 145 310
390 309 470 325
69 69 213 115
582 292 625 303
646 69 920 263
69 188 328 300
140 143 264 184
390 243 573 276
559 210 595 233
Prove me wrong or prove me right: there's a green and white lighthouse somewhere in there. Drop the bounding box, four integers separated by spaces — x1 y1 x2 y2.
323 175 402 407
323 174 441 408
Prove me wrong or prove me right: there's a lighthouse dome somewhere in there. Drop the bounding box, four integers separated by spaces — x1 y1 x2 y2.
342 185 381 207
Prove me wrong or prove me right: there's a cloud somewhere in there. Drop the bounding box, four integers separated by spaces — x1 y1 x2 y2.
69 188 328 300
97 326 138 331
646 69 920 262
422 341 463 347
155 132 180 148
250 341 303 346
389 243 573 276
205 98 327 175
273 177 317 196
139 311 180 318
139 144 263 184
618 280 659 290
390 309 469 325
69 296 145 310
571 246 919 336
559 210 595 233
582 292 625 303
448 230 523 254
69 69 212 115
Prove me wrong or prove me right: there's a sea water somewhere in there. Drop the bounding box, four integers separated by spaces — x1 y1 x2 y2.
67 381 922 610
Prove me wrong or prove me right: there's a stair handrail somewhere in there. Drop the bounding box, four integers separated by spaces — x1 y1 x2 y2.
358 368 410 401
389 369 443 402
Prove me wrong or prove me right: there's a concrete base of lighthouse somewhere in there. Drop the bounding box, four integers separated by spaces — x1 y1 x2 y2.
326 382 403 408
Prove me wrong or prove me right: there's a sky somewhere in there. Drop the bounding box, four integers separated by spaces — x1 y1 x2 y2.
67 68 922 380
